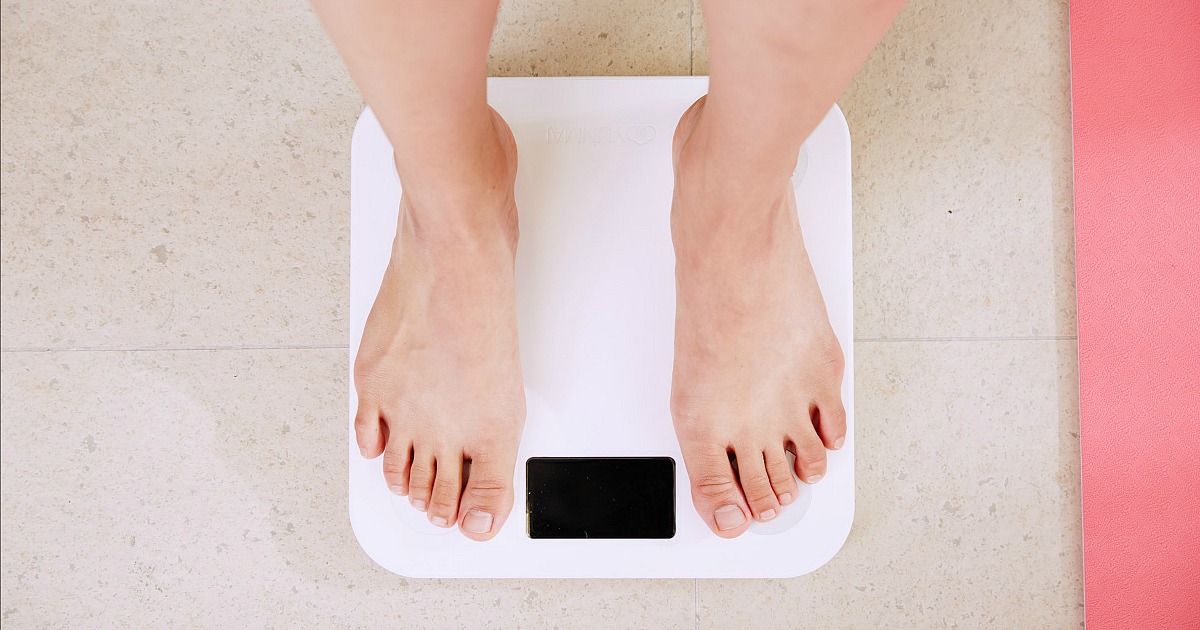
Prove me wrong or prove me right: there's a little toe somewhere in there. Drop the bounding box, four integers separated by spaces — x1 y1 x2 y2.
790 429 828 484
354 403 385 458
732 446 780 522
406 447 436 512
815 397 847 450
457 449 517 541
381 439 413 496
428 452 463 527
764 446 799 505
682 442 752 537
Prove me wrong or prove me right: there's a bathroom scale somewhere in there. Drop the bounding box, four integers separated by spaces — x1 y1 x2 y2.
348 77 854 578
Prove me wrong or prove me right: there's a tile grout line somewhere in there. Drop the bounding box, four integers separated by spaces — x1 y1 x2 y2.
0 343 349 353
0 336 1077 354
687 0 694 76
694 578 699 630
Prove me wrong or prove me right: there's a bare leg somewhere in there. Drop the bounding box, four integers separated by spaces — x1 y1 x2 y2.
671 0 905 537
313 0 524 541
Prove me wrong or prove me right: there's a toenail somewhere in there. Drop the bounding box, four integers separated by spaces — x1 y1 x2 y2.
431 515 448 527
761 509 777 521
463 510 494 534
833 437 845 450
388 485 405 495
412 499 427 511
779 493 793 505
714 505 746 531
807 474 823 484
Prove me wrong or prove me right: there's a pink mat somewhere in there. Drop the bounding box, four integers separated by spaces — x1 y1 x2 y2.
1071 1 1200 627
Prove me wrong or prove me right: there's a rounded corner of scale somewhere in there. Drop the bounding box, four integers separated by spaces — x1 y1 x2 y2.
815 497 857 573
827 103 850 134
348 501 418 579
352 106 376 138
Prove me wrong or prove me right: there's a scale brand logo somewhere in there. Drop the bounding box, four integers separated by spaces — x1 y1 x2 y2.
546 124 657 146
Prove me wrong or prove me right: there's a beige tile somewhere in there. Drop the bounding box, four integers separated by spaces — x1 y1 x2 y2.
692 0 1076 339
1 2 359 350
491 0 691 76
697 339 1083 627
0 349 695 627
0 1 692 351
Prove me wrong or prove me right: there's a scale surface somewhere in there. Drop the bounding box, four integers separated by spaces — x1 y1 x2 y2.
349 77 854 578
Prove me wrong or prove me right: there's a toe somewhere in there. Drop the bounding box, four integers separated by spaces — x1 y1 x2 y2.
681 441 751 538
790 427 828 484
815 397 848 450
764 446 799 506
428 451 463 527
732 446 780 522
406 447 436 512
381 439 413 496
354 403 385 458
456 448 517 541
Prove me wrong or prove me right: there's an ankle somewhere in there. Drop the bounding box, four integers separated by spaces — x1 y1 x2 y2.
675 141 791 216
671 100 800 264
394 109 519 251
395 150 514 220
672 141 793 246
399 190 518 258
676 100 801 193
674 105 796 221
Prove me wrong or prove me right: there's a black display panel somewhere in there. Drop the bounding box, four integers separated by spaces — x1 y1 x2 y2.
526 457 676 539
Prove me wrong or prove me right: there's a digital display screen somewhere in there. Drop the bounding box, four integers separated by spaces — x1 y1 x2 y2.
526 457 676 539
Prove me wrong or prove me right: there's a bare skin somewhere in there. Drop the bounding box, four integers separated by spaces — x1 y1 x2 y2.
669 97 845 536
353 109 524 540
314 0 526 540
670 0 906 536
315 0 905 541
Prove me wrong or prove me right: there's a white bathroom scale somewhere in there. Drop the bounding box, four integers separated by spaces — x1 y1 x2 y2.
349 77 854 578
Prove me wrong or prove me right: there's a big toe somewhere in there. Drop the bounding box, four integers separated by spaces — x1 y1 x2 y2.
681 441 752 538
456 449 518 542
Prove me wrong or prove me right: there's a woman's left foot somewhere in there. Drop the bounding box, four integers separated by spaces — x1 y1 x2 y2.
669 97 847 538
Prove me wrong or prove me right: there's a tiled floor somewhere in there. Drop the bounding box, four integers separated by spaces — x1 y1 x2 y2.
1 0 1081 627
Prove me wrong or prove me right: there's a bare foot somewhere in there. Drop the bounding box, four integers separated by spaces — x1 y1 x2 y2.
670 97 847 538
353 109 525 541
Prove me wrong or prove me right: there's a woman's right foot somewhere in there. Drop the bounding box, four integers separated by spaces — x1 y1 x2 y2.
353 108 526 542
